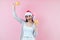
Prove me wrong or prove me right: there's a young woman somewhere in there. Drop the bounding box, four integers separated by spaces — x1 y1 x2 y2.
12 4 38 40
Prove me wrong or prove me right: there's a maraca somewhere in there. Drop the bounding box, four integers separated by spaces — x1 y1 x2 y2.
15 1 20 6
34 19 39 25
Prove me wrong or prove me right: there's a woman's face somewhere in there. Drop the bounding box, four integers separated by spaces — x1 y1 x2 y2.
25 15 33 20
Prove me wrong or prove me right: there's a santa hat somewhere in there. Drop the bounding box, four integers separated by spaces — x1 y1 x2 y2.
25 10 34 16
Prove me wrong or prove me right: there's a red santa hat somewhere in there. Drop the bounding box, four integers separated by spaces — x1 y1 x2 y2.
25 10 34 16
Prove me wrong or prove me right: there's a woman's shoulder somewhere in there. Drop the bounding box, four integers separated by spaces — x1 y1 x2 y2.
32 23 37 28
33 23 37 26
22 21 28 26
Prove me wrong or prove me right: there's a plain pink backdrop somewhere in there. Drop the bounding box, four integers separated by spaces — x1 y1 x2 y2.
0 0 60 40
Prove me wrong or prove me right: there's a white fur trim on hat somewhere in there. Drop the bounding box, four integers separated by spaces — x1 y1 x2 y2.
25 12 33 16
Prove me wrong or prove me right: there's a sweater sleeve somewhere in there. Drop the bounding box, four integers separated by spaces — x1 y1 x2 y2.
12 5 25 24
33 25 38 38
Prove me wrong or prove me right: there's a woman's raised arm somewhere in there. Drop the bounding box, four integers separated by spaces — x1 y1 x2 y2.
11 4 25 24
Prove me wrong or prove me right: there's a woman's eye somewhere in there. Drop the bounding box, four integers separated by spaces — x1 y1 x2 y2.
25 16 28 17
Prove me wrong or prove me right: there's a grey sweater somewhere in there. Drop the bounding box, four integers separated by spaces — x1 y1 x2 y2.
12 6 37 40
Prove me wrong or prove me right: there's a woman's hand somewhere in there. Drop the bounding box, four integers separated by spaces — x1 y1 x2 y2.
12 3 16 10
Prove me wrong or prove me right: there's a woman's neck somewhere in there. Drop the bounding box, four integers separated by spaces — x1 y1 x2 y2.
26 20 34 27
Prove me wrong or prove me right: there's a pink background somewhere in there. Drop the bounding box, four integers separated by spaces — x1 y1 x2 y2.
0 0 60 40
